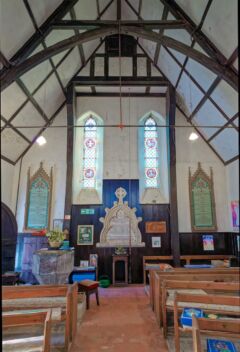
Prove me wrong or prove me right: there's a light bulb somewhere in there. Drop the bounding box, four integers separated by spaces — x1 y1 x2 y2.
189 132 199 141
36 136 47 146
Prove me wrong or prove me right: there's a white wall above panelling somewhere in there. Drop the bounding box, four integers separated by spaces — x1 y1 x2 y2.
193 99 227 139
74 0 97 19
1 160 16 212
185 58 217 91
33 73 65 117
175 0 208 25
202 0 238 59
20 60 53 94
1 128 29 162
141 0 164 20
137 58 147 76
95 57 105 76
210 128 238 162
57 47 81 86
1 83 28 120
0 0 35 59
211 80 238 118
109 57 133 76
28 0 63 27
150 87 167 93
177 72 204 114
158 47 182 86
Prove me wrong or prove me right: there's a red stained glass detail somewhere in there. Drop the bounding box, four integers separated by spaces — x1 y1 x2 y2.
145 138 156 149
84 168 95 179
85 138 96 149
146 168 157 178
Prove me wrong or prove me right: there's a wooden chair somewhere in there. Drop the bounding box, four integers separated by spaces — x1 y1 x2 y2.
173 293 240 352
2 310 52 352
161 280 240 337
192 315 240 352
2 283 78 351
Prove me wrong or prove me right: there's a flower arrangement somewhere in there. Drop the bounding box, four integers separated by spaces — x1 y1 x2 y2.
46 230 66 248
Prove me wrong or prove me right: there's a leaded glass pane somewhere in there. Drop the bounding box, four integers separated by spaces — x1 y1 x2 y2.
83 117 97 188
144 117 159 188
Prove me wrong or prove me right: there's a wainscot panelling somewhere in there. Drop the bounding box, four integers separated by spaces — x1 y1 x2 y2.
70 180 171 283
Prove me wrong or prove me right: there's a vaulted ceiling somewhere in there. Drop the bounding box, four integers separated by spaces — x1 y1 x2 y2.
0 0 238 166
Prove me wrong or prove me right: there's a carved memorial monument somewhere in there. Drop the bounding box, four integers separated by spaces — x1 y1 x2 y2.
96 187 145 247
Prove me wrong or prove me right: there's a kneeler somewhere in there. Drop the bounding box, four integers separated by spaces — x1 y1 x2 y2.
77 280 100 310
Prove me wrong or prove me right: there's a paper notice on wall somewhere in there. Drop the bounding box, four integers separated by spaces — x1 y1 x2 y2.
202 235 214 251
231 200 239 231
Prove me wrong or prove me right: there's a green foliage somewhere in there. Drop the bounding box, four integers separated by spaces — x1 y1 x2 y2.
46 230 65 242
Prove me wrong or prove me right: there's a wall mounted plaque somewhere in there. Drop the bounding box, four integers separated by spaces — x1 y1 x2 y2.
24 162 53 230
189 162 217 232
146 221 166 233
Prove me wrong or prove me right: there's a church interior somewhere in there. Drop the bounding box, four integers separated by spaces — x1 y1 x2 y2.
1 0 239 351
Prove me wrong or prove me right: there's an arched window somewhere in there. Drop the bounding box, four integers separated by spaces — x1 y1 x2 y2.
73 111 103 205
144 117 159 188
138 111 169 204
83 117 97 188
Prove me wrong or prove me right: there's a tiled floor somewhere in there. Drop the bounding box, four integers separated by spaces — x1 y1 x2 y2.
71 285 168 352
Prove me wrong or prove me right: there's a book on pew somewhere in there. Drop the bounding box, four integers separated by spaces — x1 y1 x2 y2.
207 339 237 352
180 308 203 327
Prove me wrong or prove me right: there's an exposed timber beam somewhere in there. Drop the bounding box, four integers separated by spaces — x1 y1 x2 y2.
125 27 238 91
154 6 168 65
52 19 186 30
1 26 237 91
224 155 239 166
76 92 166 97
72 76 169 86
0 27 117 91
1 155 16 166
1 0 78 68
208 113 239 142
159 0 233 66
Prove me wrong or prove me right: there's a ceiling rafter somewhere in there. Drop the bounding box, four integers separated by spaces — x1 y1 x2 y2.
52 19 186 30
1 155 15 166
208 112 239 142
136 41 226 165
0 0 78 74
1 48 75 134
69 7 86 65
22 0 66 97
72 76 168 86
175 0 213 89
159 0 236 69
2 24 237 92
154 6 168 65
160 45 238 130
1 115 31 144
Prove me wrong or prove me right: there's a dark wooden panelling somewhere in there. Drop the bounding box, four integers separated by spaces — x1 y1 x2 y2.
1 202 18 273
70 180 170 283
180 232 235 256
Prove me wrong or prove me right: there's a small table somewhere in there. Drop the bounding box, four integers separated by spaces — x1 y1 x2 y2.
112 255 128 286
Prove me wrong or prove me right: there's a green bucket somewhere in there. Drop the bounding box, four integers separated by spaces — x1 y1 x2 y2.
99 275 110 288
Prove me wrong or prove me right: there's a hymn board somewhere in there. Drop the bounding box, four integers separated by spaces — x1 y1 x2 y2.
24 162 53 230
189 162 217 232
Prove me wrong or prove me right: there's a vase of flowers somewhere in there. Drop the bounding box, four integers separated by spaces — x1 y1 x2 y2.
46 230 66 249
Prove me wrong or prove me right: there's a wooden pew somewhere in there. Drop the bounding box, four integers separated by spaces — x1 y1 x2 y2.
2 283 78 351
162 280 240 337
2 310 52 352
151 268 239 313
192 315 240 352
154 269 239 326
173 293 240 352
143 254 236 285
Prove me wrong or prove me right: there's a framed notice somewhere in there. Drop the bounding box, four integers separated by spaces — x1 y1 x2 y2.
202 235 214 251
24 162 53 230
77 225 94 245
189 163 217 232
152 237 161 248
146 221 166 233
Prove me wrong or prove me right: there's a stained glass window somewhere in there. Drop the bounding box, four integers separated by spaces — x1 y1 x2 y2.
144 117 159 188
83 117 97 188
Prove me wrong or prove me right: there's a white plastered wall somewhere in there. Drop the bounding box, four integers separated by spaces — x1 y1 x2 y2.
176 109 231 232
13 107 67 232
1 160 19 213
